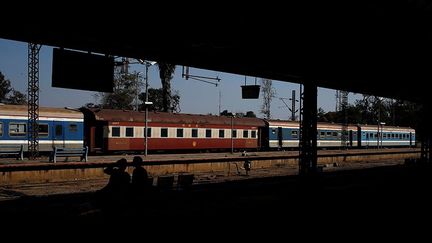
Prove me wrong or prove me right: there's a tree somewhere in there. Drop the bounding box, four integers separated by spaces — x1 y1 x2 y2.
317 108 327 121
0 71 12 102
158 62 176 112
0 71 27 105
220 110 234 117
139 88 181 112
7 89 27 105
260 78 276 119
97 68 137 110
245 111 257 118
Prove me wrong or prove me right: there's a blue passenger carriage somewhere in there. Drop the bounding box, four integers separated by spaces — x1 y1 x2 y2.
358 124 415 147
264 120 360 149
0 104 84 152
316 123 359 147
264 118 415 149
264 120 300 149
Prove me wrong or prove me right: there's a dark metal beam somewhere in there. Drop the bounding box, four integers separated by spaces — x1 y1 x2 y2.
28 43 41 159
299 82 318 175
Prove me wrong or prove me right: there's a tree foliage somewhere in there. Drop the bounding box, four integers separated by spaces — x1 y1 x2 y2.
139 88 181 112
318 95 421 131
158 62 176 112
0 71 27 105
97 68 137 110
220 110 257 118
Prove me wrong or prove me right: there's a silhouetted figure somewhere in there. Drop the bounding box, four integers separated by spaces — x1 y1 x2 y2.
242 151 251 176
94 158 131 215
98 158 131 196
244 159 251 176
131 156 151 193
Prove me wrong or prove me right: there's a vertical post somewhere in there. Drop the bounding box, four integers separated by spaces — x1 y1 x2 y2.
135 72 139 111
218 88 221 115
231 115 234 154
291 90 296 121
299 82 317 175
377 123 380 149
144 64 149 156
28 43 41 160
380 124 383 148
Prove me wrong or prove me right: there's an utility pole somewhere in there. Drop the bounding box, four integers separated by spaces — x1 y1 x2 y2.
28 43 42 159
279 90 299 121
143 61 156 156
289 90 299 121
231 115 234 154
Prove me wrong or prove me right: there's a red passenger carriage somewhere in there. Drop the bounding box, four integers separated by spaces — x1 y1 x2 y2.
81 108 265 153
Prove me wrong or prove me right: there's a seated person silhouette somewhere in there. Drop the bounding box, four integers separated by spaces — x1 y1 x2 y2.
131 156 151 193
100 158 131 196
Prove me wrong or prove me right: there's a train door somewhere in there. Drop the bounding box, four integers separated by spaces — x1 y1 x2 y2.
365 132 370 147
357 127 362 147
53 122 65 147
277 127 283 149
93 124 105 152
409 132 413 147
349 130 353 147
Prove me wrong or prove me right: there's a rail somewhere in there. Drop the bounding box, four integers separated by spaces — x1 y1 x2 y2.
0 148 420 172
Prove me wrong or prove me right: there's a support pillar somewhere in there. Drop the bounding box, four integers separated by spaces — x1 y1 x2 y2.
299 82 318 175
420 103 431 163
28 43 42 160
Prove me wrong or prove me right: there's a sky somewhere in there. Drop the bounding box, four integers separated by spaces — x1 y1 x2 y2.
0 38 360 119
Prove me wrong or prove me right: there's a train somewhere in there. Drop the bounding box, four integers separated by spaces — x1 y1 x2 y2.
0 104 416 154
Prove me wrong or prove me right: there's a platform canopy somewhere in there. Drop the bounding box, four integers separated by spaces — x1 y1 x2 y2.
1 1 431 103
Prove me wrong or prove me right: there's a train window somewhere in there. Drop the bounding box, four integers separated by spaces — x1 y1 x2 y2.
366 133 369 139
326 131 332 137
219 129 225 138
112 127 120 137
391 134 394 138
232 129 237 138
0 122 2 136
192 129 198 138
146 128 152 138
252 131 257 138
271 128 276 135
161 128 168 138
177 129 184 138
320 131 325 138
126 127 134 137
69 124 78 132
9 123 26 137
291 130 298 139
332 132 338 137
206 129 212 138
38 124 49 137
243 130 248 138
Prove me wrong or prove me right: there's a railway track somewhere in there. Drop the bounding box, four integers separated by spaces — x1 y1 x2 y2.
0 155 410 201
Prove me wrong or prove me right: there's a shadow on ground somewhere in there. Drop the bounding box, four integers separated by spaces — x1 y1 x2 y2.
1 164 431 233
